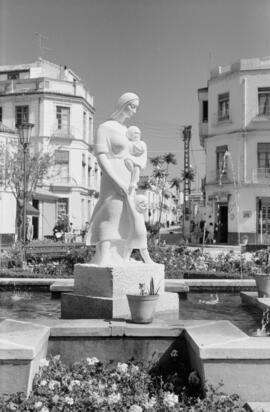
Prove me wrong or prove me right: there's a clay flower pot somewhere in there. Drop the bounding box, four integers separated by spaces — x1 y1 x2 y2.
126 294 159 324
254 274 270 298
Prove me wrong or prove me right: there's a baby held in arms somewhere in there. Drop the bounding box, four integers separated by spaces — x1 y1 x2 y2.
125 126 147 194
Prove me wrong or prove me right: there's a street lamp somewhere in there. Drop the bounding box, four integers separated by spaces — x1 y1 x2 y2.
16 122 34 261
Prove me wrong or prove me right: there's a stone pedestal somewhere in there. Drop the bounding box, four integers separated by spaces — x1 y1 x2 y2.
61 263 179 319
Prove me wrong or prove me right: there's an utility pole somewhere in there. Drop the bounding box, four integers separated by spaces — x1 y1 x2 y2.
182 125 192 240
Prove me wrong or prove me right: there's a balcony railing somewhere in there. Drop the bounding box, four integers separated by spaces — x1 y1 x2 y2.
211 111 232 126
250 168 270 184
0 77 93 103
206 170 236 185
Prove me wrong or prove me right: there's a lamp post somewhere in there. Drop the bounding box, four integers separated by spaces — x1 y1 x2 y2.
17 122 34 261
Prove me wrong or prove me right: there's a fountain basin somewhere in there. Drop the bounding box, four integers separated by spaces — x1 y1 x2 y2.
2 317 270 403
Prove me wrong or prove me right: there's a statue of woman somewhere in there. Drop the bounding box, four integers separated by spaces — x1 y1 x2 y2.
86 92 154 266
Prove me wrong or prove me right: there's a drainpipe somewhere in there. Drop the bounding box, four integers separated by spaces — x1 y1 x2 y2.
38 97 41 136
241 78 247 183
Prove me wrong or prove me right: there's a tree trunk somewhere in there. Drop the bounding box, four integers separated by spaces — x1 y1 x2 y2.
16 199 23 242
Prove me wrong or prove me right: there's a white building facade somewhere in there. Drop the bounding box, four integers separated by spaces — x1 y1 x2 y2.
0 58 100 241
198 56 270 244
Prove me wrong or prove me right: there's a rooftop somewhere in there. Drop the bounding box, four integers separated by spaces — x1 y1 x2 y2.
210 56 270 80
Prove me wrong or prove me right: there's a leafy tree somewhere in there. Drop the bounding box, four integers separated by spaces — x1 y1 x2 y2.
0 138 57 240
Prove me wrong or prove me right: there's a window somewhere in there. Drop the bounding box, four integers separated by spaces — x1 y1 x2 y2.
258 88 270 116
83 112 86 140
7 71 19 80
258 143 270 174
54 150 69 180
218 92 229 121
57 199 68 221
82 154 86 185
0 107 2 123
216 145 228 178
88 157 91 187
15 106 29 126
56 106 70 133
88 117 92 144
202 100 208 122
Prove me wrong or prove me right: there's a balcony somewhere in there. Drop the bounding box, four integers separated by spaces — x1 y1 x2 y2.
206 170 236 186
211 111 233 127
0 77 93 104
249 168 270 184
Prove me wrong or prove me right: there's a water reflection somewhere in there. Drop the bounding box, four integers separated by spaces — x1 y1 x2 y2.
0 291 265 336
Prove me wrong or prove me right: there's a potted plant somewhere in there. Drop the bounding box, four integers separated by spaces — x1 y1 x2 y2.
253 264 270 298
126 277 160 324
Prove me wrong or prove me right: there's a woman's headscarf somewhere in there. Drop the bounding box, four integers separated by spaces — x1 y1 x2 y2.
110 92 139 120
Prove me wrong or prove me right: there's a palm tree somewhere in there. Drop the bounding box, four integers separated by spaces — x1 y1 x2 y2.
150 155 164 169
137 179 152 191
181 167 195 183
163 152 177 174
170 177 182 193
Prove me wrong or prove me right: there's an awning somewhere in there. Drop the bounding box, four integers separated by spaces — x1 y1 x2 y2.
33 188 61 201
26 203 40 216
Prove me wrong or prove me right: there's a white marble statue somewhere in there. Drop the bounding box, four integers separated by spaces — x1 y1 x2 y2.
125 125 147 195
86 92 154 266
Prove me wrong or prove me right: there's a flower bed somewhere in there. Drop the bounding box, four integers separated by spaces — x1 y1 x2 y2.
1 243 270 280
0 356 245 411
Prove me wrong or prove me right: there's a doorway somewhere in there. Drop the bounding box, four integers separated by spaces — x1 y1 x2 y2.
216 203 228 243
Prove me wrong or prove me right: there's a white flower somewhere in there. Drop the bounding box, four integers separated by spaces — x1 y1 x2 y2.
111 383 118 391
108 393 121 404
170 349 178 358
86 356 99 365
41 408 49 412
48 380 60 390
144 396 157 409
117 362 128 373
40 380 47 386
34 401 43 409
7 402 17 411
98 382 106 391
129 405 143 412
52 395 59 404
130 365 139 374
163 392 178 408
39 358 49 367
68 379 81 390
91 391 104 404
65 396 74 405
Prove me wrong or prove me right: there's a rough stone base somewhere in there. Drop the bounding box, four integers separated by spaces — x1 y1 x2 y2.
61 263 179 319
61 291 179 319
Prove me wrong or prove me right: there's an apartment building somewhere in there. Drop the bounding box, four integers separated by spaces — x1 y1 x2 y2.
198 56 270 244
0 58 100 242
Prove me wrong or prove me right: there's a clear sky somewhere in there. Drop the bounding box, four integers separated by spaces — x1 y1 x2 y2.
1 0 270 186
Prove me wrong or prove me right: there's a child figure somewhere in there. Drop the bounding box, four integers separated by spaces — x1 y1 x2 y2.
125 194 155 264
125 126 147 194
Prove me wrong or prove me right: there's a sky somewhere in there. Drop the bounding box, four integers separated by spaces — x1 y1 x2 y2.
1 0 270 187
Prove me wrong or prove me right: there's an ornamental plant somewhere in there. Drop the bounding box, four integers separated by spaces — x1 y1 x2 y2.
0 356 245 412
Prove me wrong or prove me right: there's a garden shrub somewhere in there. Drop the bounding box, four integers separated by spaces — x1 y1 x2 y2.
0 356 245 411
0 243 23 269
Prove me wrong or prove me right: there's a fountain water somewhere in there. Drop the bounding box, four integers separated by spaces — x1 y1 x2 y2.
253 309 270 337
11 291 32 301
